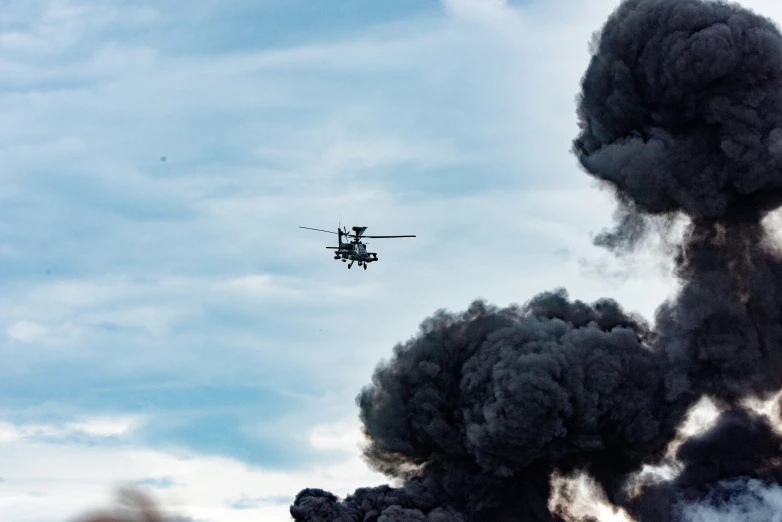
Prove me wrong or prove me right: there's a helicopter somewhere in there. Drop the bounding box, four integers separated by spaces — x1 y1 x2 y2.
299 225 415 270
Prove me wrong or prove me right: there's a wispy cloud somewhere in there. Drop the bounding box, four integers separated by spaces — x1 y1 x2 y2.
132 475 180 489
226 493 292 510
0 415 139 444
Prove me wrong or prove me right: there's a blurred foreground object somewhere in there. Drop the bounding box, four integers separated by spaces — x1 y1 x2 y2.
72 488 165 522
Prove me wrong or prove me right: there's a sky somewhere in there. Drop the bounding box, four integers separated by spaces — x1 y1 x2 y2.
4 0 782 521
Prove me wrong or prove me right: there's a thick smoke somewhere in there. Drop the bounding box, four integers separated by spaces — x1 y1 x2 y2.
573 0 782 245
292 0 782 521
655 222 782 405
356 294 678 495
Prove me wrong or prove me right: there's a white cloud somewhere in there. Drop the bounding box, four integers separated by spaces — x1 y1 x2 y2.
7 321 48 343
65 416 141 438
217 275 306 301
308 420 365 452
673 398 722 442
550 471 634 522
0 415 140 444
441 0 515 23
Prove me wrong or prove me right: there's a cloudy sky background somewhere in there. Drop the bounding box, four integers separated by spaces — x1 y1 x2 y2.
4 0 782 520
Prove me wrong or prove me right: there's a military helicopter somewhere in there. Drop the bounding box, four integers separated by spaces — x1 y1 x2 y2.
300 225 415 270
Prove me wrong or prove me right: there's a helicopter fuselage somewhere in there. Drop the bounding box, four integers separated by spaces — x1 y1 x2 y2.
331 241 377 264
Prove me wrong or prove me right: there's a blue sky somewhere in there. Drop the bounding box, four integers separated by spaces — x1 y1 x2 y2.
7 0 782 520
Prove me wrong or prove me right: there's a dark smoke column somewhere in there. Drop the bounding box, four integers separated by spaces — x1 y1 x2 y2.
573 0 782 403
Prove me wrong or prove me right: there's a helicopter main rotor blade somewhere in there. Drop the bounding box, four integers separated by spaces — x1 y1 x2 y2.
362 235 416 238
299 226 339 235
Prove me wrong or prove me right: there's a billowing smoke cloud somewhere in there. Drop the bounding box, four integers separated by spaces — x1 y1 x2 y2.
356 294 681 500
573 0 782 249
292 0 782 521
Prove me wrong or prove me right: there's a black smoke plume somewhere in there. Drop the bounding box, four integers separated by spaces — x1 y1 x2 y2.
292 0 782 520
573 0 782 251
